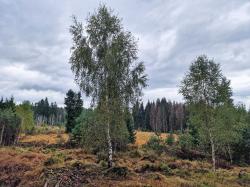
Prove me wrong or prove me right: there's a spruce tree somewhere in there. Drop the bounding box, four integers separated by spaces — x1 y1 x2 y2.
144 101 151 131
65 89 83 133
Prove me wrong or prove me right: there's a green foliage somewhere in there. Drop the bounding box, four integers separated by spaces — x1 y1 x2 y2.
232 110 250 164
180 55 234 170
0 109 21 146
166 133 175 146
125 109 136 144
180 55 232 106
0 97 15 112
238 171 250 184
16 101 35 134
0 97 21 146
72 109 107 153
146 135 164 154
178 132 196 150
99 160 108 168
69 5 147 166
64 89 83 133
33 98 65 126
129 149 142 158
104 166 129 178
160 163 172 175
139 163 172 175
44 153 65 166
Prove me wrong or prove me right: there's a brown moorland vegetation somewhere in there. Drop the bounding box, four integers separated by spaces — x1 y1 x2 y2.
0 130 249 187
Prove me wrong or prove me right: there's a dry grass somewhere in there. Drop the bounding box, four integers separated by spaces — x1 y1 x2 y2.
19 131 156 146
1 129 248 186
20 131 175 146
20 133 69 144
0 141 249 186
135 131 178 146
0 147 48 187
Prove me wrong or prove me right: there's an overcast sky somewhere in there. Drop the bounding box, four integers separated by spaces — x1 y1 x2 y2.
1 0 250 107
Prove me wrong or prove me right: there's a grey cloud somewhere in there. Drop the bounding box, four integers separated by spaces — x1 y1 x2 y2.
0 0 250 107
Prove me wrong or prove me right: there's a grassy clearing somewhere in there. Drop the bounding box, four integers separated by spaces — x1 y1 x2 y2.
19 130 173 146
135 131 178 146
20 133 69 145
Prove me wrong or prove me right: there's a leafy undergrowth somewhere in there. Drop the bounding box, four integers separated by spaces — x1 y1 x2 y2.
0 132 249 187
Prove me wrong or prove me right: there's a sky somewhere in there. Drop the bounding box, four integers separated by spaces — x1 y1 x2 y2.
1 0 250 107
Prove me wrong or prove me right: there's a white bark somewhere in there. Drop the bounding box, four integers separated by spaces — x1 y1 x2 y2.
107 121 113 167
209 130 216 172
227 144 233 164
0 124 5 145
105 70 113 168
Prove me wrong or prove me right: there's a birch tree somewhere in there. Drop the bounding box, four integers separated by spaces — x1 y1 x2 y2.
179 55 232 171
69 5 147 167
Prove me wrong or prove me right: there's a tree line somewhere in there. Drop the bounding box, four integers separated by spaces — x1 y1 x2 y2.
33 97 66 125
132 99 187 133
0 96 68 146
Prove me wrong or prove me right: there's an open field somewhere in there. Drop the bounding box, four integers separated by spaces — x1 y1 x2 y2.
19 131 175 146
0 130 249 187
135 131 178 146
20 133 69 145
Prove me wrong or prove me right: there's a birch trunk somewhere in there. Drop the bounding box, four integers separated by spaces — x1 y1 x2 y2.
107 122 113 167
0 124 5 146
227 144 233 164
209 130 216 172
105 78 113 167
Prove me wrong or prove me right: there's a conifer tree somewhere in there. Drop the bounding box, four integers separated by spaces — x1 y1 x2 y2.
65 89 83 133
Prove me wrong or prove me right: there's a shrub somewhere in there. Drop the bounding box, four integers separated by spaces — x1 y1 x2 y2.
139 163 172 175
238 170 250 185
71 109 107 152
72 109 130 154
159 163 172 175
44 153 65 166
44 156 61 166
99 160 108 168
146 135 164 154
166 133 175 146
97 151 108 162
56 133 65 145
129 149 142 158
178 132 196 150
104 166 129 178
140 151 157 162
